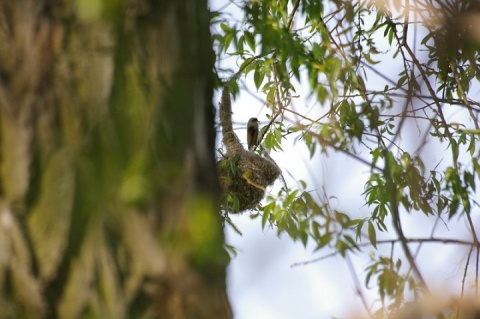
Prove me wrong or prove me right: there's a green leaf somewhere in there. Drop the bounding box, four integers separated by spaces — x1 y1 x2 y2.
336 240 348 256
232 194 240 212
285 189 298 206
229 154 240 175
253 66 265 90
244 31 256 51
226 216 243 236
299 230 308 247
368 221 377 249
224 244 238 258
355 219 365 241
224 31 234 52
237 34 244 53
451 139 459 163
397 74 407 88
388 24 394 45
262 202 274 229
220 23 232 33
460 129 480 134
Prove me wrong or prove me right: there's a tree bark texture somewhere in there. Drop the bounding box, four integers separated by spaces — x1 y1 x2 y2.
0 0 229 318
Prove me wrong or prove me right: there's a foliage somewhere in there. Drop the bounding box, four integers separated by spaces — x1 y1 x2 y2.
0 1 229 318
212 0 480 317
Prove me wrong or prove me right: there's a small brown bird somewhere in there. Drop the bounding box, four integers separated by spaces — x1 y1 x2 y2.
247 117 259 151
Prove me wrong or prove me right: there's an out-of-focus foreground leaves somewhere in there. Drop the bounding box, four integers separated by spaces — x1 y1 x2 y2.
0 1 229 318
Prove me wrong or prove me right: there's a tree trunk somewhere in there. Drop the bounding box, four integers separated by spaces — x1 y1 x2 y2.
0 0 230 318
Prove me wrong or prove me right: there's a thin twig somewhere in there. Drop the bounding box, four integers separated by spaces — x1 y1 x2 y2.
460 245 474 314
286 0 301 32
346 253 373 318
448 62 480 130
291 251 337 267
291 236 480 267
229 50 276 82
476 246 479 296
402 39 456 166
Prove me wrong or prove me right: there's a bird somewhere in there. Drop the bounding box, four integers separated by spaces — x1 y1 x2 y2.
247 117 259 151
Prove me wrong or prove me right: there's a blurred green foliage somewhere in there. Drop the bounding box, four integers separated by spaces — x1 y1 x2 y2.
0 0 228 318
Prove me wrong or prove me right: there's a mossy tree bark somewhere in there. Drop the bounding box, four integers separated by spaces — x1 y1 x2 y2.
0 0 229 318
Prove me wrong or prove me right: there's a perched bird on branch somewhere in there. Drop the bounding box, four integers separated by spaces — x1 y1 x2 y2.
247 117 259 151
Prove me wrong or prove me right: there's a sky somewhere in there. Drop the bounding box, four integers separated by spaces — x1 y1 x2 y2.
209 1 480 318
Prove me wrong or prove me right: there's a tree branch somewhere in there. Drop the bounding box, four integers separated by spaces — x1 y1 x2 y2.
287 0 301 32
